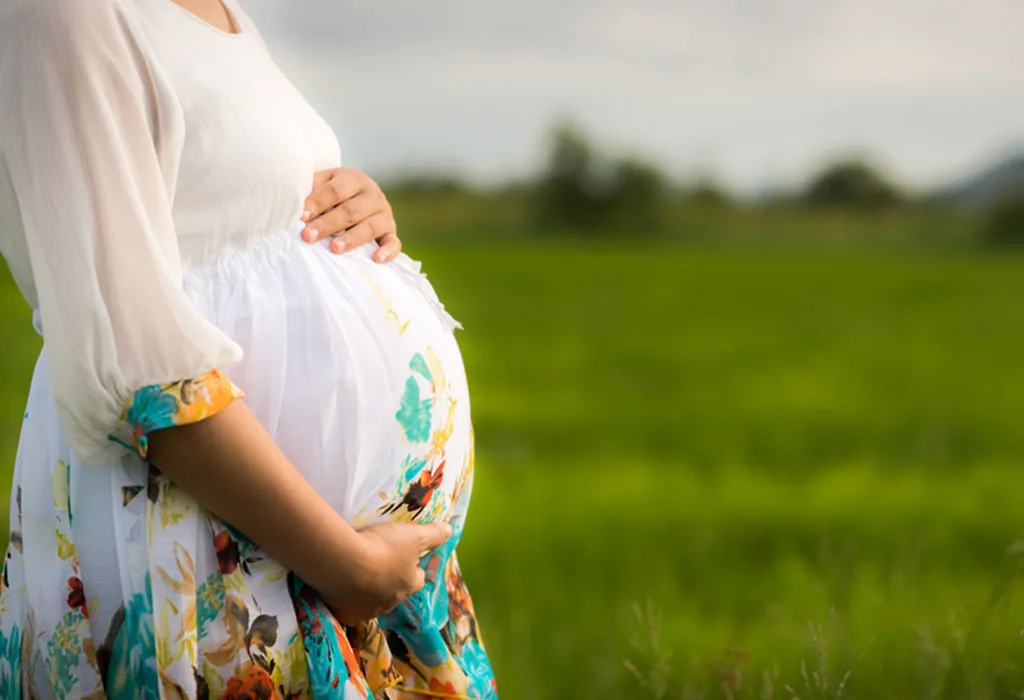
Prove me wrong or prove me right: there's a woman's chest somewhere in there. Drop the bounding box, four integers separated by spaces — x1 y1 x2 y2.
131 3 342 261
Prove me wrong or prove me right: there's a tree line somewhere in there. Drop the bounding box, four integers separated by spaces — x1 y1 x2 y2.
391 122 1024 247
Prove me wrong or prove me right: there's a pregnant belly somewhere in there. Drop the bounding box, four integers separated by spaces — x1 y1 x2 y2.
182 226 473 525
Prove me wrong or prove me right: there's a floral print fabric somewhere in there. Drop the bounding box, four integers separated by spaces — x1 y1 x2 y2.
0 427 495 700
110 370 245 461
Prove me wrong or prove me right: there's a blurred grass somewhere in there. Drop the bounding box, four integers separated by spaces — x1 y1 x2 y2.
3 204 1024 698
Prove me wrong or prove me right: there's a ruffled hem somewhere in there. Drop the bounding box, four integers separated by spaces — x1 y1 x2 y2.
391 253 463 334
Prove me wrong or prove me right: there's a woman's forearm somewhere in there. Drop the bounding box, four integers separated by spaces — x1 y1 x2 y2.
147 399 364 596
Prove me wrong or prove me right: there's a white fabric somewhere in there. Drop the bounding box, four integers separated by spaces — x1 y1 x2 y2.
0 0 341 464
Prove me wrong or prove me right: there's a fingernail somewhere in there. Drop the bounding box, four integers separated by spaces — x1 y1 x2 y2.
331 239 346 254
301 209 312 222
302 228 317 242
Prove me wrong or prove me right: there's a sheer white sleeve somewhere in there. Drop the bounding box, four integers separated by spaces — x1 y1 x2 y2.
0 0 244 465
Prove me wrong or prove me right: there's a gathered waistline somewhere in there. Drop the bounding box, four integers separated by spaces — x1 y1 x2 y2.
181 220 463 333
182 220 362 278
30 221 462 337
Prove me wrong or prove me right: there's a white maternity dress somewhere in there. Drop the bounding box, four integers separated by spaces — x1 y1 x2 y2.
0 1 496 698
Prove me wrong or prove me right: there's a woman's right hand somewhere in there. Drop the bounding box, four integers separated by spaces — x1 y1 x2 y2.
326 521 453 624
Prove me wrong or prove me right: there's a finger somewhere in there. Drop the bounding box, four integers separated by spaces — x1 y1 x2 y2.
302 171 364 223
417 522 453 551
373 232 402 264
382 593 405 614
410 568 426 594
305 194 383 243
329 213 394 254
307 169 335 207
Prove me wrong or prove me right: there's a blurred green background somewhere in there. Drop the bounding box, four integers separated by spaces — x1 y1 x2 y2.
4 130 1024 699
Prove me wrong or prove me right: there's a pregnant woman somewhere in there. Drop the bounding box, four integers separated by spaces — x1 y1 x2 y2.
0 0 497 698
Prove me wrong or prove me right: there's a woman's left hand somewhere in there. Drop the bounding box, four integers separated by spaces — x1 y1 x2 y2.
300 167 401 263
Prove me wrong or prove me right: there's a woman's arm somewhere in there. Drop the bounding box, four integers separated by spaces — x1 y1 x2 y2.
149 401 450 621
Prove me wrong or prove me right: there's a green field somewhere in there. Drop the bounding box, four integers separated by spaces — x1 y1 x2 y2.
3 220 1024 698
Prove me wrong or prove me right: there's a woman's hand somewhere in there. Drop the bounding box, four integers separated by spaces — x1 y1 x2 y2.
300 167 401 263
325 520 452 624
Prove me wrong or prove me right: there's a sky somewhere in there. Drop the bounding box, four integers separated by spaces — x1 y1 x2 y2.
241 0 1024 195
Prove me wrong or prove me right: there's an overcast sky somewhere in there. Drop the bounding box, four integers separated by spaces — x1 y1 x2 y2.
241 0 1024 194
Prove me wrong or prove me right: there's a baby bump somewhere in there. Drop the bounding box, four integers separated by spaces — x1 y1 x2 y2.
182 229 474 524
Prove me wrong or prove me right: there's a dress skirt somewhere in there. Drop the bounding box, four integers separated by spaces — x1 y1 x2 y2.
0 223 498 699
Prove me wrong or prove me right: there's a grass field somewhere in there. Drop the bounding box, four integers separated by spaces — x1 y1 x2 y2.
3 221 1024 698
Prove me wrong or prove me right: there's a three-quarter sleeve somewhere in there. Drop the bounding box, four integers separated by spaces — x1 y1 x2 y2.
0 0 244 464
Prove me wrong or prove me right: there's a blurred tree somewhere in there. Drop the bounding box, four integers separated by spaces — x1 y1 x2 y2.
984 192 1024 248
687 177 732 208
534 121 670 234
535 123 606 230
606 156 669 231
804 159 903 209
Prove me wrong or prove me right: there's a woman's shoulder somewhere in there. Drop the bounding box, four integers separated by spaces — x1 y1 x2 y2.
1 0 121 21
1 0 134 46
0 0 151 73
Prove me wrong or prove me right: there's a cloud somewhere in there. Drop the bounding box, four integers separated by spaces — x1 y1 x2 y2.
240 0 1024 191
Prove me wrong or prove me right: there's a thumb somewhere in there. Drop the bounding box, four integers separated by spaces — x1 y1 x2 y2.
418 522 453 550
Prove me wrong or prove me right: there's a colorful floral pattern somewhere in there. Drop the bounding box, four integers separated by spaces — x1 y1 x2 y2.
110 369 244 460
361 348 461 529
